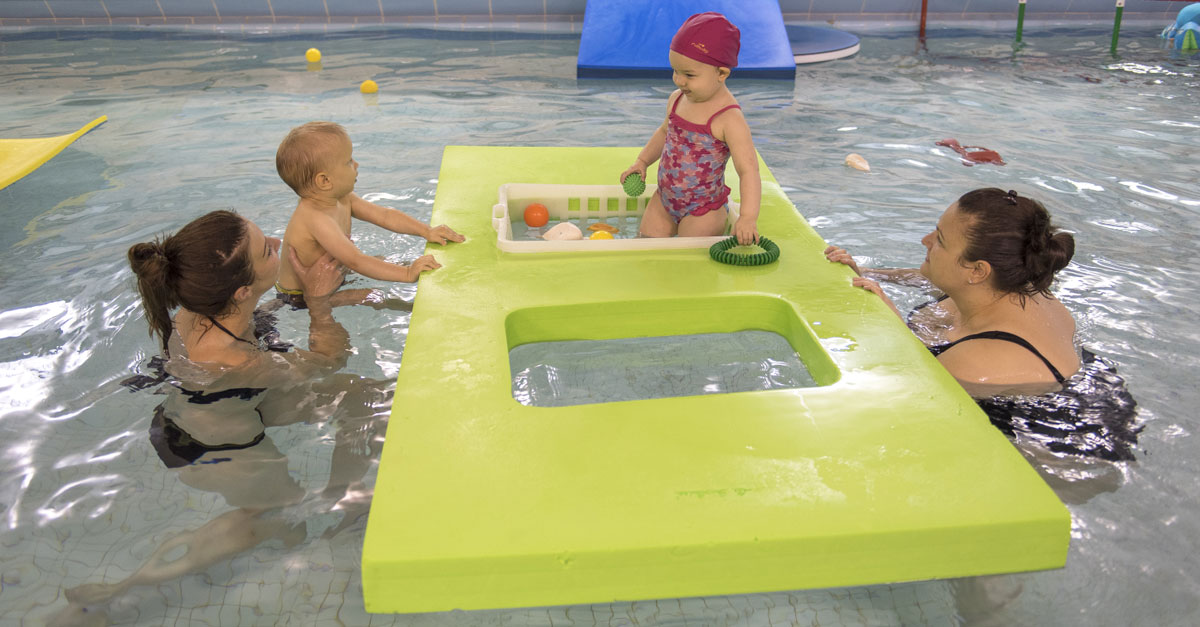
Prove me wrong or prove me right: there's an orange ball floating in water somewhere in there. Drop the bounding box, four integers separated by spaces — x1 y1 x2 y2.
305 48 322 63
523 203 549 227
360 79 379 94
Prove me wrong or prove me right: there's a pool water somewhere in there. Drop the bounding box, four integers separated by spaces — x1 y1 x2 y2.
511 331 818 407
1 25 1199 626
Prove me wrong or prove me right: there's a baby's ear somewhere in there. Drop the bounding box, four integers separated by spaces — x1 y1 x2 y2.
312 171 331 191
717 67 731 80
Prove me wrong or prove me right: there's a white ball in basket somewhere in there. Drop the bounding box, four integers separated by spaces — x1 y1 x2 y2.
541 222 583 241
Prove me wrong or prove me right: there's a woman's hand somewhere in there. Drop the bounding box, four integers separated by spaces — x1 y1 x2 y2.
851 276 904 320
290 249 352 365
424 224 465 245
290 249 345 299
823 245 862 276
851 276 885 297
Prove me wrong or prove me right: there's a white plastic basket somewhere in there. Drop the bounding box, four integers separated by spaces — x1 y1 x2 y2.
492 183 740 253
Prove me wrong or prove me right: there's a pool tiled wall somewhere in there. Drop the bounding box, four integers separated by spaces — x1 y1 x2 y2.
0 0 1191 26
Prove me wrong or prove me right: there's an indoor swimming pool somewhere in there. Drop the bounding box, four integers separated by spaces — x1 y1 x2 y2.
0 22 1198 626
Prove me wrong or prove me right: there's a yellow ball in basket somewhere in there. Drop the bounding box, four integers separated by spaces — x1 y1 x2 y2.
589 231 614 240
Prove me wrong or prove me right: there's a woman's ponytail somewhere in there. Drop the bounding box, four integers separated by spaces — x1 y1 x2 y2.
128 240 179 351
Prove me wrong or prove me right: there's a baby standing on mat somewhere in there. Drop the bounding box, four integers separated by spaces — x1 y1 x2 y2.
620 12 761 244
274 121 464 308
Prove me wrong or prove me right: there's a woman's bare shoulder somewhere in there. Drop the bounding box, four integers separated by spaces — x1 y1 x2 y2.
937 340 1052 393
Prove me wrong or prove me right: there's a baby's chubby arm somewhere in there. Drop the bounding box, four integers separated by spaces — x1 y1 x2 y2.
717 108 761 245
309 211 441 283
620 92 677 184
349 193 465 245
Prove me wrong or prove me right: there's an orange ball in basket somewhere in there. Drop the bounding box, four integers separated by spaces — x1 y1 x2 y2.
523 203 549 228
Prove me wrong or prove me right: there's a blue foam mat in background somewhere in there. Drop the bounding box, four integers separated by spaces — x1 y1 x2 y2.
577 0 796 79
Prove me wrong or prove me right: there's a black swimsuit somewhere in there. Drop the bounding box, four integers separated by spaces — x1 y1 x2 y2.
927 331 1067 385
176 316 269 403
910 295 1067 385
909 296 1140 461
206 315 257 347
148 316 274 468
150 407 266 468
120 309 292 391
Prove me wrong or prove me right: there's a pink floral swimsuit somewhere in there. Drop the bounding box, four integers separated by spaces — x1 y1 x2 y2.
657 96 741 223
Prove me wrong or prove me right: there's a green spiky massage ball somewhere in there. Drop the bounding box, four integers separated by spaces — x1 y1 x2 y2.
623 172 646 196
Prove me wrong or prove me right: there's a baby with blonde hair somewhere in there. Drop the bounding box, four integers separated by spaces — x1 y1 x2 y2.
274 121 463 307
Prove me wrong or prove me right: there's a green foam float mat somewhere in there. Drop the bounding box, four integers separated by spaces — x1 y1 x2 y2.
361 146 1069 613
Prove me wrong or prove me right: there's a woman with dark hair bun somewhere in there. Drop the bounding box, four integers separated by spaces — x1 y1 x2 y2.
825 188 1138 462
828 188 1079 391
952 188 1076 300
127 209 347 365
125 209 354 466
65 211 368 609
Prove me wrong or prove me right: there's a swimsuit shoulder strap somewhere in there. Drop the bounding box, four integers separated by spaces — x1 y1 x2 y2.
706 104 742 127
906 293 950 325
929 330 1067 384
670 92 684 115
206 316 257 347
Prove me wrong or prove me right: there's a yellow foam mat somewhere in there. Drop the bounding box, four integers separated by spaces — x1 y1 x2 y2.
0 116 107 191
361 146 1069 613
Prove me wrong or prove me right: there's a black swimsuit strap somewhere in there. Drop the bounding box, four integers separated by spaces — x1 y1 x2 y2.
177 385 267 404
928 330 1068 385
206 316 257 347
906 293 950 326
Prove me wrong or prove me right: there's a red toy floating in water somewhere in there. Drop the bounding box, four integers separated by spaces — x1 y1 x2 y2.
936 138 1005 167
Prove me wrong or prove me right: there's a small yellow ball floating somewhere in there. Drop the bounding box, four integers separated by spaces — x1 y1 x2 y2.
305 48 322 63
360 79 379 94
589 231 614 240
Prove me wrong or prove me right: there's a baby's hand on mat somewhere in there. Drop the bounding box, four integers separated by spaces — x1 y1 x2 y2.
403 254 441 282
425 224 465 245
733 217 758 245
823 245 862 276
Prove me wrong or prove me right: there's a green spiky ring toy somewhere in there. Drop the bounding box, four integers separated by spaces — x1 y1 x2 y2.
709 236 781 266
623 172 646 196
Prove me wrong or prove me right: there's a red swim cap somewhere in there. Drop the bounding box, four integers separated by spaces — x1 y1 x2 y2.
670 12 740 69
